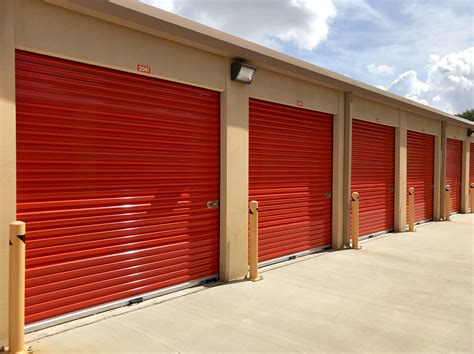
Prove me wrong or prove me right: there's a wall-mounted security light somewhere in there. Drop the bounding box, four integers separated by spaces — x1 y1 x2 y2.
231 62 257 84
468 128 473 137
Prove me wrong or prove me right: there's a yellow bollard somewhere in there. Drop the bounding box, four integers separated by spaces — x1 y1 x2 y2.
408 187 415 232
351 192 361 250
444 185 451 221
8 221 29 354
470 183 474 213
248 201 263 282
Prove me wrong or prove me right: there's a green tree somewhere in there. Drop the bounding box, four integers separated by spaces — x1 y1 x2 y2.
455 109 474 121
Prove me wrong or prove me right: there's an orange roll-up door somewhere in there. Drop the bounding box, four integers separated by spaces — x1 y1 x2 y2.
446 138 463 213
407 130 435 222
470 143 474 184
351 119 395 237
16 50 220 325
249 99 333 262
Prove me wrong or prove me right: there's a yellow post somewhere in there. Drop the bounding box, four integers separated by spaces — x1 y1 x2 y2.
248 201 262 281
351 192 361 250
470 183 474 213
444 185 451 221
8 221 28 354
408 187 415 232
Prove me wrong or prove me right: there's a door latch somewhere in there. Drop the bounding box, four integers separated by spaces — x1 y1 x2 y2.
325 192 332 198
207 200 220 209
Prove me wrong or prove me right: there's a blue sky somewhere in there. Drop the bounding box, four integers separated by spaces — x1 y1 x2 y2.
144 0 473 114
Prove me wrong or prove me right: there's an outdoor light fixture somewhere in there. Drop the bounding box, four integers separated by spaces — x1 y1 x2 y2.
468 128 473 137
231 61 257 84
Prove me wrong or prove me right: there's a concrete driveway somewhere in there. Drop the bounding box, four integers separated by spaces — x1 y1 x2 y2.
27 214 473 353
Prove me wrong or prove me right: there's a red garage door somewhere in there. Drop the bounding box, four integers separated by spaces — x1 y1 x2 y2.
407 131 435 222
16 50 220 326
446 138 462 213
470 143 474 211
249 99 333 262
352 119 395 237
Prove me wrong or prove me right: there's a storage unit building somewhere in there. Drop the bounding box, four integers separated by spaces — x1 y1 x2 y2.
0 0 473 341
407 131 435 223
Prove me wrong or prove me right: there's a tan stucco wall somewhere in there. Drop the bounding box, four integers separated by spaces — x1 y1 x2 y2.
0 0 16 344
332 93 345 249
433 135 442 220
16 0 226 91
407 112 441 136
219 58 249 281
352 95 400 127
249 68 339 114
461 140 470 212
395 112 407 232
446 124 467 141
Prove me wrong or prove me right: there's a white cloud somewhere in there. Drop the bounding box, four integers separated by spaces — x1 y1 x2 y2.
142 0 337 51
143 0 174 12
333 0 389 24
367 63 395 76
388 47 474 113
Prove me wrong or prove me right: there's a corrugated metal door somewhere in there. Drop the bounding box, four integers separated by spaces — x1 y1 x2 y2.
446 138 462 213
351 119 395 237
407 131 435 222
249 99 333 262
16 50 220 325
470 143 474 184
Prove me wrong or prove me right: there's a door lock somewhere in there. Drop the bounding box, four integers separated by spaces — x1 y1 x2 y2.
207 200 220 209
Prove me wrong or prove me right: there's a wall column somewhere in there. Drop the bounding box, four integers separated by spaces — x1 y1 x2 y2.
440 122 447 219
433 135 442 221
461 139 470 213
394 111 407 232
219 58 249 282
342 92 353 247
331 92 345 250
0 0 16 345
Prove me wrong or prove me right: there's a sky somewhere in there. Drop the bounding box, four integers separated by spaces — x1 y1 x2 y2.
142 0 473 114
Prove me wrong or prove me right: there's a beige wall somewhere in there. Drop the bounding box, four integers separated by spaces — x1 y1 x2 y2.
461 140 470 212
16 0 225 91
219 59 249 281
407 112 441 136
332 93 345 249
446 124 467 141
394 112 407 232
249 68 339 114
352 95 400 127
433 136 442 220
0 0 16 344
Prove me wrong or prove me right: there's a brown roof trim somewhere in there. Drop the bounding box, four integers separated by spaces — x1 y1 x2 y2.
46 0 473 128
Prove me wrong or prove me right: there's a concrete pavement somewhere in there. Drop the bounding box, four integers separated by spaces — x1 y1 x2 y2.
27 214 474 353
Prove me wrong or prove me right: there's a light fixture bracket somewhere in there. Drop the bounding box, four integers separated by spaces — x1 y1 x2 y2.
231 61 257 84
